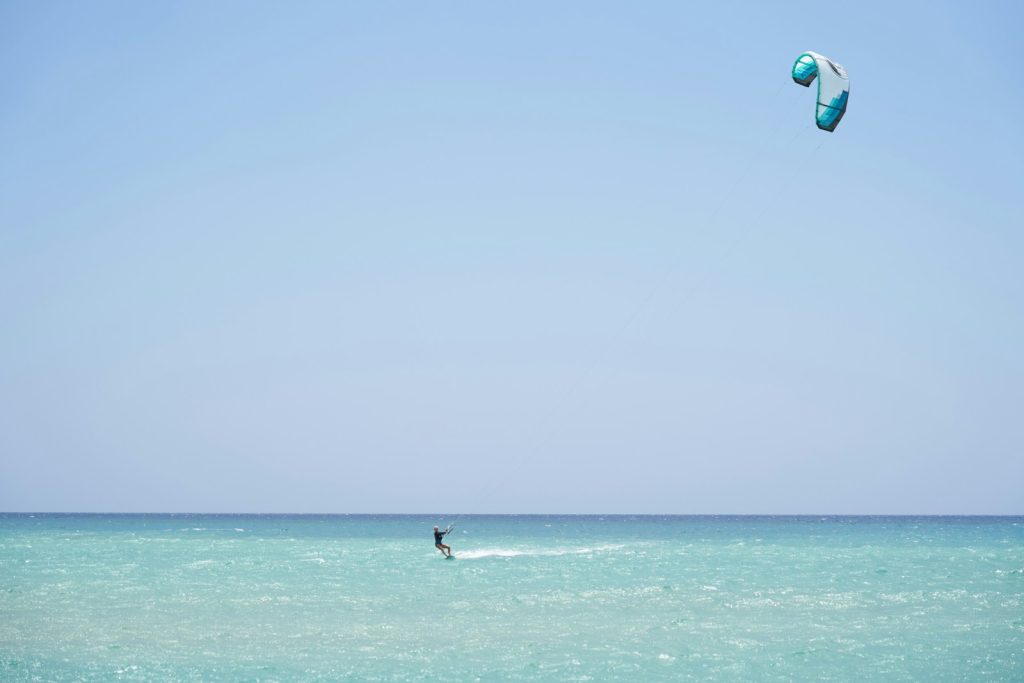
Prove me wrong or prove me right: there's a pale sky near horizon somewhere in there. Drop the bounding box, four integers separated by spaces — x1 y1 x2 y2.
2 1 1022 513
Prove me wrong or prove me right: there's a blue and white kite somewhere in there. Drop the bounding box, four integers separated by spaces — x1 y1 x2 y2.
792 51 849 132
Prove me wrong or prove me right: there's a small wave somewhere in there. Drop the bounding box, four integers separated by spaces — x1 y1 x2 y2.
186 560 216 569
456 545 623 560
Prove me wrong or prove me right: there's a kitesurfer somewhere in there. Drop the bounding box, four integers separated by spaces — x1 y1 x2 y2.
434 525 452 557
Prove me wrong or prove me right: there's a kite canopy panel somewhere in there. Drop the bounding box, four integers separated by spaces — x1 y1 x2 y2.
792 51 849 132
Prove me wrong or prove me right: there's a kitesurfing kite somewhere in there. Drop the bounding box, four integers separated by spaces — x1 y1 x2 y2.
792 51 849 132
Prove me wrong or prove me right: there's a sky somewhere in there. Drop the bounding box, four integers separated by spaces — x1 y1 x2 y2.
1 1 1022 514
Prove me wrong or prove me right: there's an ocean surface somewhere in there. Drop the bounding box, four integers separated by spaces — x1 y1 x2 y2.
1 514 1022 681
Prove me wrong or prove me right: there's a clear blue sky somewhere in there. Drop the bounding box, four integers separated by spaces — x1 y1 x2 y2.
2 1 1021 513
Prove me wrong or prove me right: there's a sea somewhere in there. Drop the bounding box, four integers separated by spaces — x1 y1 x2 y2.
1 514 1021 681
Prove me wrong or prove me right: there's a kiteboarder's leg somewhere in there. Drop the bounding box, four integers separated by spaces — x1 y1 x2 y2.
436 543 449 557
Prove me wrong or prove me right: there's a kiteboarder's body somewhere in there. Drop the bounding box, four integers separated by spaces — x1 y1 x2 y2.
434 525 452 557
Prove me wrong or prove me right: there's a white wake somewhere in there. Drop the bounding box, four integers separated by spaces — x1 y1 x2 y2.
454 544 623 560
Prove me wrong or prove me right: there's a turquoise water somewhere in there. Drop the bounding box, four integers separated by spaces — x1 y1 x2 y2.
1 515 1021 681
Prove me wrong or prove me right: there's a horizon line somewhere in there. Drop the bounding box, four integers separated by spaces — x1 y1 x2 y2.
3 511 1021 518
